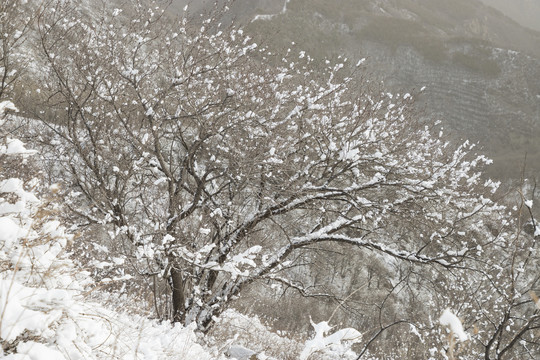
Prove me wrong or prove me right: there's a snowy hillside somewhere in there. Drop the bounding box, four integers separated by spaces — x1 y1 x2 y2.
0 102 219 360
1 1 539 359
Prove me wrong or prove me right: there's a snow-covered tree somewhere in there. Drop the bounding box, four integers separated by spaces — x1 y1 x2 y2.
29 1 537 346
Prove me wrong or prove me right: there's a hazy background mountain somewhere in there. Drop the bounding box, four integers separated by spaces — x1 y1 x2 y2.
479 0 540 32
171 0 540 179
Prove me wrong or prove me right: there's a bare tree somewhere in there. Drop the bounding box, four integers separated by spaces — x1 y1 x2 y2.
474 186 540 359
0 0 33 101
32 0 518 337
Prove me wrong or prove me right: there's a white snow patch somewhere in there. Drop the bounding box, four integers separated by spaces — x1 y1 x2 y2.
1 138 38 155
252 0 290 22
299 319 361 360
0 100 18 117
439 308 468 342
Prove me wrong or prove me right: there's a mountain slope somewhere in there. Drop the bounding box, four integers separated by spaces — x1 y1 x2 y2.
229 0 540 178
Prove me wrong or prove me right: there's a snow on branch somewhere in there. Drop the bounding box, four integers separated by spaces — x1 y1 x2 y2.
440 308 468 342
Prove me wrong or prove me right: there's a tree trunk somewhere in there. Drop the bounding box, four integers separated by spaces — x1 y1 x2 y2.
170 267 185 323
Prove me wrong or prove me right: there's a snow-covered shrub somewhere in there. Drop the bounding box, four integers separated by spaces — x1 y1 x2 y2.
33 0 513 337
0 102 218 359
209 309 362 360
209 309 303 359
